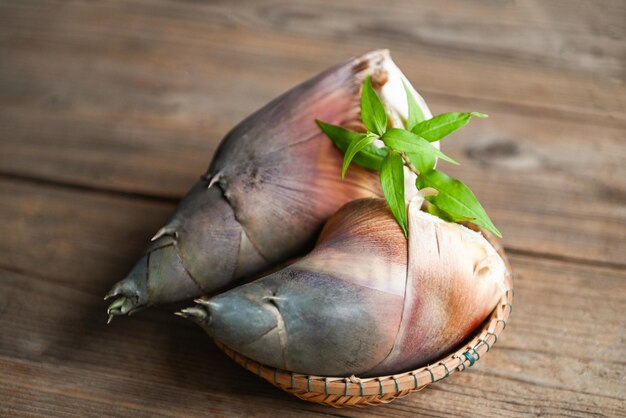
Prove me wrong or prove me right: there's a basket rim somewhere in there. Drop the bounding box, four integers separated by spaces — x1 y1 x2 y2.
214 227 513 404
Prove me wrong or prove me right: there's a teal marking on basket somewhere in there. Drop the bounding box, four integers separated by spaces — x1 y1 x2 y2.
378 379 384 396
441 363 450 378
290 374 295 389
472 347 481 360
498 318 507 330
488 331 498 344
428 368 436 383
412 373 418 389
481 338 491 352
344 381 349 396
463 351 476 367
257 364 263 376
307 377 312 392
359 382 364 396
324 380 329 395
273 368 279 385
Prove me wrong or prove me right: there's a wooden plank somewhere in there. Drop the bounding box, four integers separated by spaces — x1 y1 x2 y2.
0 176 624 416
221 0 626 81
0 0 623 134
0 1 624 264
0 358 332 418
0 0 623 124
1 1 623 416
441 111 626 265
1 254 624 417
2 105 625 270
0 178 173 294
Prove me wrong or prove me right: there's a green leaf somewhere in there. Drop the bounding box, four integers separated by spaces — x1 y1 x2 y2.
361 75 388 136
416 169 502 237
316 120 387 171
380 151 408 237
408 152 436 174
402 79 426 130
412 112 488 142
381 128 459 167
341 133 377 179
424 202 475 223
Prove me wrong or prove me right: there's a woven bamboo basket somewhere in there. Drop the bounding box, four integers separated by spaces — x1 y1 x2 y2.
214 227 513 408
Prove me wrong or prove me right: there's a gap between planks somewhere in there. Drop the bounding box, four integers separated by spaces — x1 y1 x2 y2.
0 170 181 205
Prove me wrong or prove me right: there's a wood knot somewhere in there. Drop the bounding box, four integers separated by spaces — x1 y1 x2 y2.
465 139 541 169
468 141 519 159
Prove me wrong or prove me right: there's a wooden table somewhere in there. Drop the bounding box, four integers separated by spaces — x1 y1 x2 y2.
1 1 624 416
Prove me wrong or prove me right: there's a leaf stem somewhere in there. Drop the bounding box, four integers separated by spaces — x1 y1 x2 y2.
399 152 437 212
400 152 421 177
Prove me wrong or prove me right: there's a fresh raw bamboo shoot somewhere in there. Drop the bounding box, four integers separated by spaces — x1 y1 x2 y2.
105 50 431 319
181 198 506 376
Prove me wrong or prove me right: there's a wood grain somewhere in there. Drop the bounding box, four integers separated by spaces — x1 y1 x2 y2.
0 179 172 294
1 100 625 265
1 254 624 417
1 0 624 416
1 0 625 263
0 177 624 417
1 0 624 123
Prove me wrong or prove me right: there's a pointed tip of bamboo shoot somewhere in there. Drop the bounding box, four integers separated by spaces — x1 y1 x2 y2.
178 306 209 323
151 226 178 242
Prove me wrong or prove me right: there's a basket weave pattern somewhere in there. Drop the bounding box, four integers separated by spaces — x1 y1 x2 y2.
215 231 513 408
